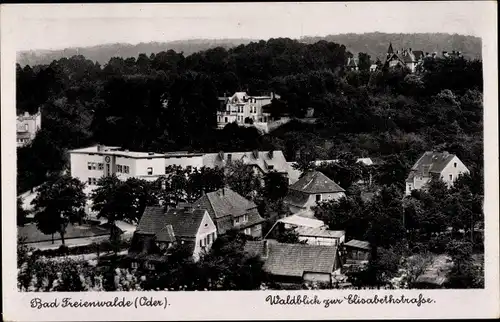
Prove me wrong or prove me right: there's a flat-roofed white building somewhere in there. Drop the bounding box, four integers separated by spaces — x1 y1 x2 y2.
69 145 299 193
69 145 167 190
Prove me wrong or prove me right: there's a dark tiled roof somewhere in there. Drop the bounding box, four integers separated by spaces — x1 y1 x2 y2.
196 188 257 219
413 50 424 60
344 239 371 251
156 224 176 243
407 151 458 181
202 150 292 175
137 206 206 241
233 209 265 230
244 241 338 277
288 171 345 194
164 208 206 238
193 188 263 234
136 207 166 235
283 189 310 208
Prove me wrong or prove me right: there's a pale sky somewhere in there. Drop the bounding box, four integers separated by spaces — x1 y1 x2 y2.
1 2 494 51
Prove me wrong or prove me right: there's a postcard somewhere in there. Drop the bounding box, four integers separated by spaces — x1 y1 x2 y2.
1 2 499 320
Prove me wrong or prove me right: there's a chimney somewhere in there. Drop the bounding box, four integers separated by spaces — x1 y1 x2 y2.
222 188 225 196
252 150 259 159
218 151 224 161
263 240 269 258
24 111 29 117
97 144 104 152
268 150 274 159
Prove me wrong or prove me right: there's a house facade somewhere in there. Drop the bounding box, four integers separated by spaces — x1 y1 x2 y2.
405 151 470 195
128 205 217 267
192 187 265 238
217 92 278 129
385 43 424 73
17 109 41 147
244 240 342 285
70 145 299 193
284 171 346 214
69 145 167 191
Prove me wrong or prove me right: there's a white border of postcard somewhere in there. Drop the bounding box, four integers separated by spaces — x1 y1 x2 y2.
2 2 499 320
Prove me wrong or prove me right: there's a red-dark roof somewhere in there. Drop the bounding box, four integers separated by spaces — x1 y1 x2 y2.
288 171 345 194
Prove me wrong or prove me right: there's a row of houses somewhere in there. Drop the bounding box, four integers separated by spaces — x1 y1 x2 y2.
57 144 472 285
347 43 465 73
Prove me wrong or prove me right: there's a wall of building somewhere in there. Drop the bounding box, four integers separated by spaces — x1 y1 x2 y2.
439 156 470 187
70 153 106 186
134 158 165 177
298 192 346 212
302 272 332 284
298 235 344 246
164 155 204 169
250 224 263 239
193 213 218 261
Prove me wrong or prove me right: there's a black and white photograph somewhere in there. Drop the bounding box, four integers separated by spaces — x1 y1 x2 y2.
2 2 498 320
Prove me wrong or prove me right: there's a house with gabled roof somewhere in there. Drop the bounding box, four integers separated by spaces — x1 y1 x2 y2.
405 151 470 196
244 240 342 285
128 205 217 268
284 171 346 214
192 187 265 238
202 150 296 183
385 43 425 73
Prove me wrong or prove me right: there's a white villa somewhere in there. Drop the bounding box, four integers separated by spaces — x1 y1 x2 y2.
217 92 280 131
405 151 470 196
17 109 41 147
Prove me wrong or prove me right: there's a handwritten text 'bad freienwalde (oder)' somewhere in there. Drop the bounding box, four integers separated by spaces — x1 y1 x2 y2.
265 293 436 308
30 296 169 309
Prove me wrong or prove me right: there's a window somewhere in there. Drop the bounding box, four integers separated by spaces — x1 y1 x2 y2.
267 165 274 170
124 165 130 174
200 239 204 247
25 124 29 131
454 162 457 168
316 194 322 202
88 162 93 170
131 262 139 269
117 165 123 173
244 228 252 235
88 177 92 185
88 177 97 185
98 163 104 170
243 214 248 223
147 167 153 175
449 174 453 181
